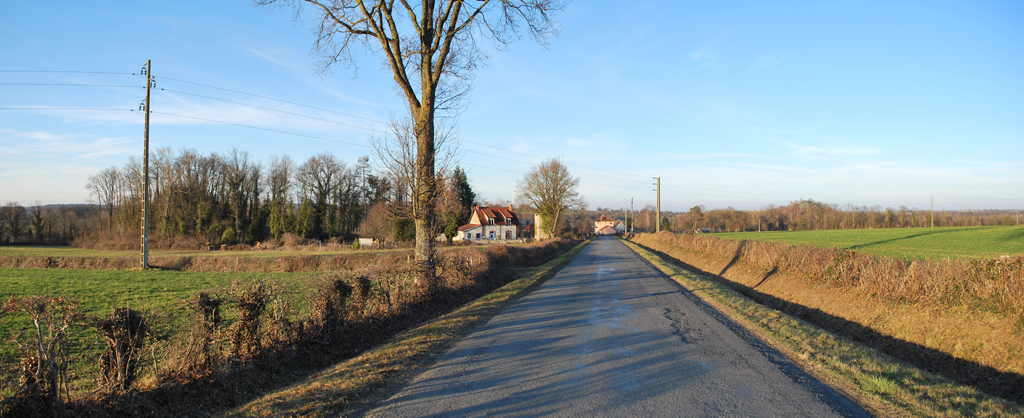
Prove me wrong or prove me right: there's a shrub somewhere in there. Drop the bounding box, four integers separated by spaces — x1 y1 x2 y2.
162 292 225 381
229 280 268 361
95 307 148 391
0 296 85 416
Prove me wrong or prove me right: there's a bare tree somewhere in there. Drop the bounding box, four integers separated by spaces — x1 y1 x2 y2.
31 201 46 242
268 155 296 239
2 201 28 243
86 167 121 235
296 152 347 239
223 148 258 241
371 115 461 219
358 202 393 242
516 158 584 239
258 0 565 284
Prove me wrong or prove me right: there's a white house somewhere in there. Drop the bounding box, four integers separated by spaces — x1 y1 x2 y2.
594 215 625 235
458 205 521 241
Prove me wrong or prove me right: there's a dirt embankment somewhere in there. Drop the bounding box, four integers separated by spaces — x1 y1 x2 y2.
629 232 1024 404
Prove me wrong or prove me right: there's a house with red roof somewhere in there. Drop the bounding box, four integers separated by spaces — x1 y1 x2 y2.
594 215 625 235
458 205 522 241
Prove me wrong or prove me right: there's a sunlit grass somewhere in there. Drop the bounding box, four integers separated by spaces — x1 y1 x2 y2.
0 268 321 377
714 225 1024 260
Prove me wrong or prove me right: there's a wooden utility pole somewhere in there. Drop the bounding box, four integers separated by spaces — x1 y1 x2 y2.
654 177 661 233
930 196 934 228
141 60 152 269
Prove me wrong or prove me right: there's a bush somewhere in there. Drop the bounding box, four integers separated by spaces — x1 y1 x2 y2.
95 307 148 391
1 296 85 416
229 280 268 361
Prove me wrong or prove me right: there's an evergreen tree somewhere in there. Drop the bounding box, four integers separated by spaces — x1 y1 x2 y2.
453 166 476 224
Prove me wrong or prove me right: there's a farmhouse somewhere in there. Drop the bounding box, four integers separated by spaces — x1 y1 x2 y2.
594 215 625 235
458 205 521 241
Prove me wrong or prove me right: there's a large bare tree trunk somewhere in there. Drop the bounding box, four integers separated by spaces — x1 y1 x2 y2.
413 84 437 289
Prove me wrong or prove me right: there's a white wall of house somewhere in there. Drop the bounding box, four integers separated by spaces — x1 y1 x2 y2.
462 224 519 241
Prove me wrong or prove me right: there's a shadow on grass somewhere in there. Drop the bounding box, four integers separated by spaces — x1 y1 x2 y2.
846 228 954 252
639 244 1024 405
718 240 746 276
995 226 1024 243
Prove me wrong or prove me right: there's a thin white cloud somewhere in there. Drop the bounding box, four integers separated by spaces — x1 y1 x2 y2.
0 128 136 160
664 152 759 161
790 143 881 157
747 124 826 135
744 56 787 73
689 47 719 66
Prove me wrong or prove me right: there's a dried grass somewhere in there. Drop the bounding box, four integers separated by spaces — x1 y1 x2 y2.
640 231 1024 318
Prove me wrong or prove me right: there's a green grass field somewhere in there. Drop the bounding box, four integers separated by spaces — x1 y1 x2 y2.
0 268 322 378
713 225 1024 260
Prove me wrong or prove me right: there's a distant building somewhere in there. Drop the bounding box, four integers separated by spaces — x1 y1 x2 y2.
458 205 521 241
594 215 625 235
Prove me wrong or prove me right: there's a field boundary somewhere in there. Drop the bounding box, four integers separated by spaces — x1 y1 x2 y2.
623 238 1023 418
223 239 592 418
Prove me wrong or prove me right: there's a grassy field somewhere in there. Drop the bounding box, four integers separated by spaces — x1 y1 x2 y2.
0 267 322 374
713 225 1024 260
0 244 413 259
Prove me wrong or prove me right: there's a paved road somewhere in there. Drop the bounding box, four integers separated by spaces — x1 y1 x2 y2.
368 236 867 417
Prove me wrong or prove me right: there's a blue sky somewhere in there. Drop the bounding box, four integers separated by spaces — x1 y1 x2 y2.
1 1 1021 212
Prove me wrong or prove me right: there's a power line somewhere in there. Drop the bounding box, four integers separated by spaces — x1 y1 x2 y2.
159 87 377 131
0 70 131 75
464 163 652 191
0 107 131 111
151 111 371 149
0 69 864 205
156 76 384 124
0 83 142 88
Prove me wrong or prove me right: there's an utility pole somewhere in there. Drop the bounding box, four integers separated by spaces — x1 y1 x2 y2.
141 60 152 269
631 198 634 234
930 196 934 228
653 177 661 233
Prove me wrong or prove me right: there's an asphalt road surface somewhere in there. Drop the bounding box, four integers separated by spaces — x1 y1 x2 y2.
368 236 868 417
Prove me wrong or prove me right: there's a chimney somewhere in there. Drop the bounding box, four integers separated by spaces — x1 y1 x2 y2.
508 204 514 211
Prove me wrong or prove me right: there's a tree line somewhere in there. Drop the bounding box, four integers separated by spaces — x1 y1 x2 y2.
33 147 479 248
595 199 1020 234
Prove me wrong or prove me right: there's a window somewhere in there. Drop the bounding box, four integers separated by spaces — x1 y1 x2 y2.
505 231 512 239
506 219 511 225
489 219 494 225
475 233 481 239
489 231 496 240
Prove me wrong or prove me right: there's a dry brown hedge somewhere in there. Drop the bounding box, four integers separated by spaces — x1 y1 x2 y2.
637 231 1024 318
